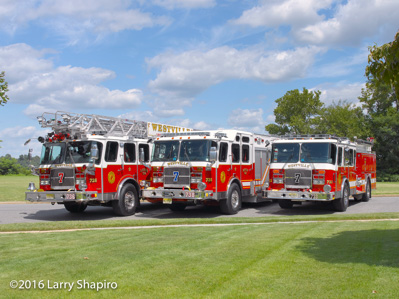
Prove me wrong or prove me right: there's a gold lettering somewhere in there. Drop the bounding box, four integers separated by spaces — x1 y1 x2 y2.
151 123 158 132
158 124 162 132
163 125 167 132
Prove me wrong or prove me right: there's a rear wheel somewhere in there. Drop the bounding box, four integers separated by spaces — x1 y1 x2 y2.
113 184 139 216
220 183 241 215
333 183 349 212
362 180 371 202
64 202 87 213
278 199 294 209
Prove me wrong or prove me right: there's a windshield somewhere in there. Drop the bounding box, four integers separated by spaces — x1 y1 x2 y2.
65 141 101 164
272 143 299 163
152 141 180 161
40 141 102 165
300 143 336 164
272 142 336 164
40 143 66 164
152 140 216 162
180 140 215 162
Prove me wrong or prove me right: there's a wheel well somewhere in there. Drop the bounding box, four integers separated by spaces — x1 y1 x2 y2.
117 179 140 199
228 178 242 193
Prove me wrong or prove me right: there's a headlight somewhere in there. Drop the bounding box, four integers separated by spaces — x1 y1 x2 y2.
323 185 332 193
198 182 207 191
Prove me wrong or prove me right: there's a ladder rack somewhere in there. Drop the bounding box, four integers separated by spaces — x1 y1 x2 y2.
37 111 148 139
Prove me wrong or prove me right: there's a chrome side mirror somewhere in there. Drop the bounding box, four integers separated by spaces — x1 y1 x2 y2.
210 146 217 162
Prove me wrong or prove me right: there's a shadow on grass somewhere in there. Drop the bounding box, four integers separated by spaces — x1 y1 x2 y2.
299 229 399 268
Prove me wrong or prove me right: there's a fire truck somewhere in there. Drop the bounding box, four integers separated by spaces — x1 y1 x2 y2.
267 135 376 211
141 130 277 214
25 111 192 216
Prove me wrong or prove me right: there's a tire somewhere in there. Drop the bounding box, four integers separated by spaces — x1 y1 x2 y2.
169 204 187 212
64 202 87 213
362 180 371 202
220 183 241 215
278 199 294 209
112 184 139 216
333 183 350 212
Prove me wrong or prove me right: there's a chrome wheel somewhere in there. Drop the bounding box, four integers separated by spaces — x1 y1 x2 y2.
231 189 240 209
124 191 135 210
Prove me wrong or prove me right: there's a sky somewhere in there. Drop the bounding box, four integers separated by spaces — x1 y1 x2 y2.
0 0 398 158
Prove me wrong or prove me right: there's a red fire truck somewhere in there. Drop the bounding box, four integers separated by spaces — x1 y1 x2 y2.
25 111 192 215
267 135 376 211
141 130 277 214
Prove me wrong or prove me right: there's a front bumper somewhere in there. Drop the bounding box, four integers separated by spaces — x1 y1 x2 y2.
267 190 335 201
25 190 98 203
142 188 216 202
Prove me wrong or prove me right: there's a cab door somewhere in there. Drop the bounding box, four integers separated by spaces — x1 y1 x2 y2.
240 135 253 195
138 143 151 183
103 141 120 195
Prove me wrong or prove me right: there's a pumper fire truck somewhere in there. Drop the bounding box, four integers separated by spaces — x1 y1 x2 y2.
267 135 376 211
141 130 277 214
25 111 192 216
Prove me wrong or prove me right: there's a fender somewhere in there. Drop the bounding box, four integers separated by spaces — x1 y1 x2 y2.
116 177 140 200
227 177 242 195
336 177 349 199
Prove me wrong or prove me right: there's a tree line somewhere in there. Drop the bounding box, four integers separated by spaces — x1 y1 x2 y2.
0 154 40 175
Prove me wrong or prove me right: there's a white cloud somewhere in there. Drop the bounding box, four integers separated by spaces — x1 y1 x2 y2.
0 43 143 116
295 0 399 46
151 0 216 9
0 126 48 157
227 108 266 133
231 0 333 28
0 0 170 40
147 45 323 100
232 0 399 47
311 81 365 105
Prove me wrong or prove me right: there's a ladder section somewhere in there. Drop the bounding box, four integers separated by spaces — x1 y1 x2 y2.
37 111 148 139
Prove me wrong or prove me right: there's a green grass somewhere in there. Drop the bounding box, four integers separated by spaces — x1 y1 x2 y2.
1 175 398 203
1 220 399 298
0 175 35 202
1 212 399 233
374 182 399 196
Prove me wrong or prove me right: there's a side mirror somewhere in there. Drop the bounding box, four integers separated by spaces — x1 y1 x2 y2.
139 147 145 162
90 143 99 161
210 146 217 162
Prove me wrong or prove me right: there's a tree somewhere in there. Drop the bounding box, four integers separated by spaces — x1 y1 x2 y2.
359 79 399 177
366 30 399 110
0 71 9 106
265 88 324 135
317 101 366 140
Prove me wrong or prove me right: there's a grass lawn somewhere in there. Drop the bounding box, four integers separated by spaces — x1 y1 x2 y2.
374 182 399 196
0 175 35 202
0 175 398 203
1 220 399 298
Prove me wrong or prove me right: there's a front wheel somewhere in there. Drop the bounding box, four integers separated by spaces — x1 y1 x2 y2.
112 184 139 216
64 202 87 213
220 183 241 215
333 183 349 212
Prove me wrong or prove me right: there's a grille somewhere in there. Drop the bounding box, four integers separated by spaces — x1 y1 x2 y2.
164 167 190 188
285 168 312 188
50 167 75 190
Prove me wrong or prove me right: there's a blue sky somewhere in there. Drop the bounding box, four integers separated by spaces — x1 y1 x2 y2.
0 0 398 157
